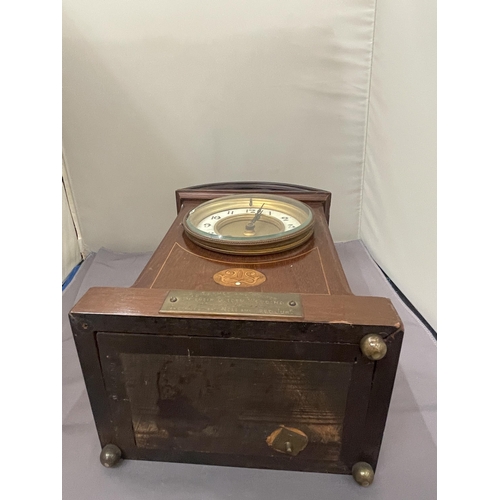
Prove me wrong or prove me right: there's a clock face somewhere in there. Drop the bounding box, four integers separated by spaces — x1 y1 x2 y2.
183 193 314 255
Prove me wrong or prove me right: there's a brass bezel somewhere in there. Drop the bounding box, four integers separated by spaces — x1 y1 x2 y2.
183 193 315 255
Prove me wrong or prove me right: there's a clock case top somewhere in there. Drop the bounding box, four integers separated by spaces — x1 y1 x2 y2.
130 181 401 338
136 181 342 293
69 182 404 475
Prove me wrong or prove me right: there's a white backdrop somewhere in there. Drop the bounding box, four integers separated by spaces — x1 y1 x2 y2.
62 0 377 251
361 0 436 330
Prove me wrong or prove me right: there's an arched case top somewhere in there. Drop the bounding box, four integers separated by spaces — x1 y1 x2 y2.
175 182 332 223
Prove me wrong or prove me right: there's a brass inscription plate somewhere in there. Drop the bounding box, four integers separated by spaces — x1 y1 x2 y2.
159 290 303 318
213 268 266 288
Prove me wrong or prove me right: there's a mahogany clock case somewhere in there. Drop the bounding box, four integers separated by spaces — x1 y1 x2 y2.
69 182 404 479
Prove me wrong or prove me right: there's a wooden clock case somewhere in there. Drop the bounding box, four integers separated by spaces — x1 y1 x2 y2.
69 182 403 484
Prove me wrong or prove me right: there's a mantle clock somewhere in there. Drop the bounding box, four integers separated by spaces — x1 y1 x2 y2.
70 182 403 487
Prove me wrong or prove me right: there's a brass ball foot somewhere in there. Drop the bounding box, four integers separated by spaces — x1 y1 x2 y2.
100 444 122 468
352 461 375 487
360 334 387 361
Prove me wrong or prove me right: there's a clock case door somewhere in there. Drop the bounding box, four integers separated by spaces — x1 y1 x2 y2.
70 304 403 475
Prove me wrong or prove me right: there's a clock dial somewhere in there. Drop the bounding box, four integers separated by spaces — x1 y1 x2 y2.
183 194 314 255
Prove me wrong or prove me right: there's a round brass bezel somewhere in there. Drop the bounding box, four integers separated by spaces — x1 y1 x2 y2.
183 193 315 255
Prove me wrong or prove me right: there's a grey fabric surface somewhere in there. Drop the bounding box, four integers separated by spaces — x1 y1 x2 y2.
62 241 436 500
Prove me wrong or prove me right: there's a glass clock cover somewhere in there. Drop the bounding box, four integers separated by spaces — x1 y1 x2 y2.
183 193 314 255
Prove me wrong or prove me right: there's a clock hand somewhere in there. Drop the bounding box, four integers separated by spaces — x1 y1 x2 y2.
245 203 265 231
250 203 265 224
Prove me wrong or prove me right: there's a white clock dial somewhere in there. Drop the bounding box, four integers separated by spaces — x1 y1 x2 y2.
196 208 301 236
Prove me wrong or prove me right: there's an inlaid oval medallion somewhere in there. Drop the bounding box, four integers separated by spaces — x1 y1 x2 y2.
213 268 266 288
